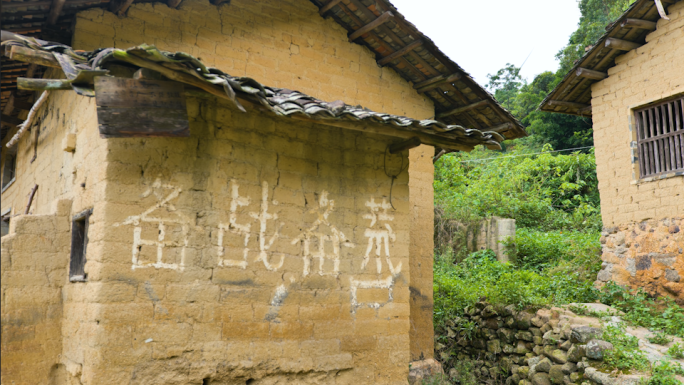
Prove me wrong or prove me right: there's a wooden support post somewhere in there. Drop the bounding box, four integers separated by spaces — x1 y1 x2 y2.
547 100 591 110
378 40 423 66
9 45 60 68
319 0 342 16
348 12 393 41
46 0 66 25
436 100 488 119
109 0 135 15
389 137 421 154
620 18 657 30
1 114 24 126
416 73 462 94
18 78 72 91
605 38 641 51
576 68 607 80
24 184 39 215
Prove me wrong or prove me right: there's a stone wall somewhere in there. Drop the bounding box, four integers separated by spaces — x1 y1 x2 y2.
0 200 71 384
589 1 684 296
597 217 683 304
436 303 633 385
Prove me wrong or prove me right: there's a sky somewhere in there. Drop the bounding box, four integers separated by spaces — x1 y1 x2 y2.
389 0 582 87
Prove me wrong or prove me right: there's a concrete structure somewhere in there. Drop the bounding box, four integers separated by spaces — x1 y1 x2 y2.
540 0 683 303
0 1 524 383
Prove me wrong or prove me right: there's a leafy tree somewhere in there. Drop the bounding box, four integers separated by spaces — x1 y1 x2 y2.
486 63 524 111
556 0 632 74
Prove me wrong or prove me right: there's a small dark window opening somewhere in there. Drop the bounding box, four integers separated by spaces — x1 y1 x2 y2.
1 210 10 237
70 209 92 282
634 95 684 179
2 146 18 191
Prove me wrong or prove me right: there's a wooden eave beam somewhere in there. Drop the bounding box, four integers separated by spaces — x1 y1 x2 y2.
415 73 462 94
46 0 66 25
348 11 393 42
389 137 421 154
378 39 422 66
576 68 607 80
436 100 488 119
620 18 657 30
109 0 135 16
8 45 61 68
319 0 342 16
547 100 590 110
605 37 642 51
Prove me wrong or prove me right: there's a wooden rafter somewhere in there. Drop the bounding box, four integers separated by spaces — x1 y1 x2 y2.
620 18 657 29
348 11 393 41
378 39 422 66
46 0 66 25
319 0 343 16
415 73 462 94
436 100 488 119
109 0 135 16
576 68 607 80
605 37 642 51
547 100 590 110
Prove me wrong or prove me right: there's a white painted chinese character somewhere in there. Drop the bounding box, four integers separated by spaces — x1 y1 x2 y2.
361 197 401 275
217 179 251 269
115 179 193 271
250 181 285 271
291 191 354 277
349 197 402 312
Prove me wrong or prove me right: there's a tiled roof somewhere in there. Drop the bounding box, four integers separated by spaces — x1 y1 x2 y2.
539 0 681 116
1 0 527 143
2 37 504 150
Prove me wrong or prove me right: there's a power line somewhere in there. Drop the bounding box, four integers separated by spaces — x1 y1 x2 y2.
458 146 595 163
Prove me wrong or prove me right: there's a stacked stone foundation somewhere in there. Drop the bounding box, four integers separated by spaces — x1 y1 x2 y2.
597 217 683 304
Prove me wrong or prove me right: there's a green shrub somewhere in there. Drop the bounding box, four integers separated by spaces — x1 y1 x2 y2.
640 361 684 385
599 282 684 338
647 333 673 345
666 343 684 359
433 250 598 329
505 227 601 273
601 324 650 371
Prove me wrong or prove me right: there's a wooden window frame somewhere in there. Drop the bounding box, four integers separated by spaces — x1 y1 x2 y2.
633 95 684 180
1 146 18 193
69 209 92 282
1 207 11 238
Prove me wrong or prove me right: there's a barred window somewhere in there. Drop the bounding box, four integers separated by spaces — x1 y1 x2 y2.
634 96 684 179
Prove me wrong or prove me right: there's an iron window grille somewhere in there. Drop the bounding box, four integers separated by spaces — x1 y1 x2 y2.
634 96 684 179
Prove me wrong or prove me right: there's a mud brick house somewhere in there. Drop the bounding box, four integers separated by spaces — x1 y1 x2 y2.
540 0 683 303
1 1 525 383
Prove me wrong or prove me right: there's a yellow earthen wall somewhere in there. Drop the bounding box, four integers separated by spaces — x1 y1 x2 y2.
71 0 434 120
83 95 411 384
591 1 684 296
1 89 107 385
408 145 434 361
72 0 437 367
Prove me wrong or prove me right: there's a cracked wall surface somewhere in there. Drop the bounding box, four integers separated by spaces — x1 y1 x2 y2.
86 95 412 384
591 2 684 298
1 87 107 385
1 0 439 382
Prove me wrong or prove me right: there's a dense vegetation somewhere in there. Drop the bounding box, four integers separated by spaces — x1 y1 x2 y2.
431 0 684 382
